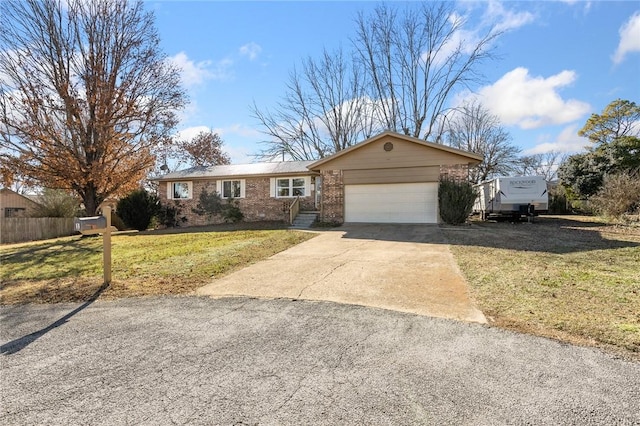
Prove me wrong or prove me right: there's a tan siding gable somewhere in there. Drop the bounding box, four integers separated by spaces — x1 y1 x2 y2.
313 135 479 171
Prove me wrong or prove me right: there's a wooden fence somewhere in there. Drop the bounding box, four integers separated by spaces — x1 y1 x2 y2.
0 217 76 244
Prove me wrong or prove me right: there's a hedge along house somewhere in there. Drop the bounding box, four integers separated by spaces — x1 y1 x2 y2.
153 131 483 226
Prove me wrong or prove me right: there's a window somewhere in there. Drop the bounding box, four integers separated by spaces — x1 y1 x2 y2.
217 179 245 198
276 178 306 197
169 182 192 200
223 180 241 198
5 207 26 217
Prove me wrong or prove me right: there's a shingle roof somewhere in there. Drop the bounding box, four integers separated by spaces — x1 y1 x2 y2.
152 161 316 181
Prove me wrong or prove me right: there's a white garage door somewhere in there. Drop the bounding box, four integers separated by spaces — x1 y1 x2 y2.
345 183 438 223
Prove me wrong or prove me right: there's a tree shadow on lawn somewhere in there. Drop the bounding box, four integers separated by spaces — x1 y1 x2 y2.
1 282 109 355
339 216 640 255
1 239 102 281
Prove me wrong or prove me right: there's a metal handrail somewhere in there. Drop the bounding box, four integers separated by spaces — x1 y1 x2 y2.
289 196 300 225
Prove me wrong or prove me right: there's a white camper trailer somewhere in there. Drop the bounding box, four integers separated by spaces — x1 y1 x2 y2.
474 176 548 221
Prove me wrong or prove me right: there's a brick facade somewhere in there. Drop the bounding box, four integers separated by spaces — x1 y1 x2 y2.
439 164 470 181
319 170 344 223
158 177 316 227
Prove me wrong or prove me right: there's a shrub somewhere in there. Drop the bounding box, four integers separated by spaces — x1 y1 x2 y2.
116 189 160 231
548 185 572 214
438 178 477 225
221 199 244 223
192 189 244 223
30 188 80 217
192 188 223 219
590 171 640 220
157 200 188 228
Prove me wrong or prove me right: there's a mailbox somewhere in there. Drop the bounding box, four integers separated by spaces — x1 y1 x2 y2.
74 216 107 235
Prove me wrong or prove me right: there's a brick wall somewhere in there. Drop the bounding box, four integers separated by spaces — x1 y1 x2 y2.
319 170 344 223
158 177 315 227
439 164 470 181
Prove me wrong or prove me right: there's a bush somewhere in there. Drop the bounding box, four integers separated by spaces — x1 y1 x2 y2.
438 178 477 225
192 189 244 223
221 199 244 223
116 189 159 231
192 188 223 219
157 200 188 228
30 188 80 217
590 171 640 220
548 185 572 214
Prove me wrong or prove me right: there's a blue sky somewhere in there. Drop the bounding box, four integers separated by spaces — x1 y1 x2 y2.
149 1 640 164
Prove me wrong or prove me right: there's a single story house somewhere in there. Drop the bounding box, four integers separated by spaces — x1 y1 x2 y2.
0 188 41 218
153 131 482 226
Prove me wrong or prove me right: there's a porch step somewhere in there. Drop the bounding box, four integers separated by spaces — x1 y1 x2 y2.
291 211 319 229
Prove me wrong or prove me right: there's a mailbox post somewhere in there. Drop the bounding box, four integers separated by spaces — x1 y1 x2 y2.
103 206 112 284
73 207 113 284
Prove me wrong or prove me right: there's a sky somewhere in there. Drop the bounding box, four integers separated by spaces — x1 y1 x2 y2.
148 0 640 165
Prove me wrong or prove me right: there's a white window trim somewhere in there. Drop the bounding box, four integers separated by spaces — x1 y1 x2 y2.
216 179 246 199
271 176 311 198
167 181 193 200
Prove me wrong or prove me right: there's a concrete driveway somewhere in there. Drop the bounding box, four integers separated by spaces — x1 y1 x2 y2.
197 224 486 323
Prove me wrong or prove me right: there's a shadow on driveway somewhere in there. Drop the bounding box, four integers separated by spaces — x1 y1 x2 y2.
1 283 108 355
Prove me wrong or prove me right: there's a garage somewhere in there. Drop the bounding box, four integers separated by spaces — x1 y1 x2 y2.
345 182 438 223
308 131 483 225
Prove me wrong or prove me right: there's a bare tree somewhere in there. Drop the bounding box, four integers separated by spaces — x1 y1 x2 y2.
516 151 567 181
253 2 500 160
252 48 376 160
353 3 499 140
445 101 520 183
0 0 186 215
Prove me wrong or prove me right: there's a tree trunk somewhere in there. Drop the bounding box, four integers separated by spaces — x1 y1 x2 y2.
82 188 100 216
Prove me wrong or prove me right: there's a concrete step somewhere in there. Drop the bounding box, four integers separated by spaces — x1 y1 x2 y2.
291 212 319 229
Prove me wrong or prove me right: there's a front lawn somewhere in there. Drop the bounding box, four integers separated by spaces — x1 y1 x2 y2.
441 216 640 360
0 226 315 304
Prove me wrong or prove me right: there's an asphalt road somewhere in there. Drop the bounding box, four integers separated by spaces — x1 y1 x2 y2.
1 296 639 425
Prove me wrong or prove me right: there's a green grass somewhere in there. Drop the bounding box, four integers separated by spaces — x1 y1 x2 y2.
441 216 640 359
1 227 316 304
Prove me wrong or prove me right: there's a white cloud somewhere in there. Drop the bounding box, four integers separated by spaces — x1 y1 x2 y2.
525 124 591 154
612 11 640 64
239 42 262 61
426 2 535 66
174 125 211 141
483 0 536 32
558 1 592 14
168 52 232 87
468 67 591 129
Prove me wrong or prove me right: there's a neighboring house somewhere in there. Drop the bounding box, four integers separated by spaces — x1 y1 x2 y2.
0 188 41 218
153 131 483 226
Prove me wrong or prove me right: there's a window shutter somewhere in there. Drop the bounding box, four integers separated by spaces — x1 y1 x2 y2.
305 176 311 197
240 179 246 198
167 182 172 199
270 178 275 197
216 180 222 195
187 182 193 199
